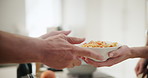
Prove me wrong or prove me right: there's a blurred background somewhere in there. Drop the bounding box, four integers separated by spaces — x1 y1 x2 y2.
0 0 147 78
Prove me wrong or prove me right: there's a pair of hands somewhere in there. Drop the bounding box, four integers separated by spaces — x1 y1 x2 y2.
39 31 133 69
39 30 148 77
39 31 103 69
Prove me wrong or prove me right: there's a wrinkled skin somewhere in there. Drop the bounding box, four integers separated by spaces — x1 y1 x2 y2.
0 31 103 70
39 31 103 69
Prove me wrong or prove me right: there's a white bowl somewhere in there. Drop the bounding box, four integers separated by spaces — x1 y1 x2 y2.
83 42 121 62
67 60 96 75
67 64 96 75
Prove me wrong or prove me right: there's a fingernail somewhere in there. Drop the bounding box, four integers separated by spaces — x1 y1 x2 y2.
109 53 114 57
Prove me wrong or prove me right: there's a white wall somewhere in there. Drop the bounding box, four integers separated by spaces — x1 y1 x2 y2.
26 0 62 37
62 0 146 78
0 0 62 37
0 0 26 77
0 0 27 35
62 0 87 37
0 0 62 77
0 0 146 78
0 66 17 78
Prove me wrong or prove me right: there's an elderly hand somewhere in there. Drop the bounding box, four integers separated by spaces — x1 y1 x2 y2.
39 32 103 69
82 46 132 67
0 31 103 69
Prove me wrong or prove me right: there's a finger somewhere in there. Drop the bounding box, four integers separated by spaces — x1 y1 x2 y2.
135 65 139 76
72 57 82 66
135 63 141 76
108 46 124 58
66 37 85 44
86 56 125 67
137 68 141 76
137 65 144 75
84 58 101 67
59 30 71 35
40 31 71 39
67 64 74 68
108 50 120 58
67 63 75 68
82 57 99 67
83 58 91 65
73 46 104 61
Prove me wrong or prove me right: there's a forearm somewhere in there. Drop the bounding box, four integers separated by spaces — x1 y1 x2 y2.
130 46 148 59
0 31 43 64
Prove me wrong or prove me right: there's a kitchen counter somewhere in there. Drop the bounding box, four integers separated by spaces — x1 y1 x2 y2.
54 69 114 78
0 66 17 78
0 65 115 78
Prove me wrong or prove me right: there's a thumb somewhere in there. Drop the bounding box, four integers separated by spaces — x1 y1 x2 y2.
108 50 120 58
108 46 125 58
66 37 85 44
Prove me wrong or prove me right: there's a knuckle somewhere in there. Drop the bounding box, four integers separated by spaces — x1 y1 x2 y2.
58 34 66 38
87 52 92 57
70 46 76 54
61 33 66 36
66 56 74 62
68 37 74 42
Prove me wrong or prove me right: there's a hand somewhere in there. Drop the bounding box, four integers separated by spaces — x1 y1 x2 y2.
83 45 132 67
39 34 103 69
135 58 148 76
0 31 71 64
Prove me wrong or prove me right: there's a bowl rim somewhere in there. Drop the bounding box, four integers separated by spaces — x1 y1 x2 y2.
82 46 121 49
81 44 122 49
80 41 122 49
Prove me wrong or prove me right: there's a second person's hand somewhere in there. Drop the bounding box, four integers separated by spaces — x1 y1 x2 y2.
82 46 132 67
135 58 148 76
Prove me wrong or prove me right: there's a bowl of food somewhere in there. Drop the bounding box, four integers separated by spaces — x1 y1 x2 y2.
67 41 121 75
81 41 121 62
